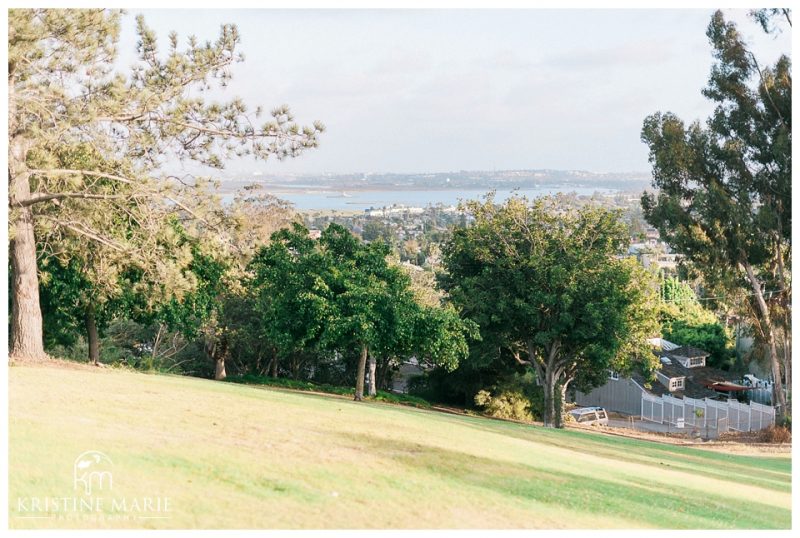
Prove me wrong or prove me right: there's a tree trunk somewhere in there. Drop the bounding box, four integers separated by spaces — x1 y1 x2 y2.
210 335 228 381
9 136 46 361
378 356 391 391
354 344 368 401
773 233 791 401
742 260 787 418
542 369 556 428
269 349 278 378
149 323 164 370
783 333 791 392
367 354 377 396
215 357 227 381
85 304 100 366
554 378 573 429
534 340 561 428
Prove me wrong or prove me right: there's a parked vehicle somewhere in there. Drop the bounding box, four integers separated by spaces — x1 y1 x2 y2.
569 406 609 426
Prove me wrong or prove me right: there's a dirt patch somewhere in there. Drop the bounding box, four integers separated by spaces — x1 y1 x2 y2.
568 423 791 455
9 355 111 371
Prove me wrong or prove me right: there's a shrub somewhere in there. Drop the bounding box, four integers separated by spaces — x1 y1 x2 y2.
778 414 791 431
758 425 791 444
474 389 533 422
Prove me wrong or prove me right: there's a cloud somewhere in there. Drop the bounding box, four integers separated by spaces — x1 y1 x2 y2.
545 39 675 70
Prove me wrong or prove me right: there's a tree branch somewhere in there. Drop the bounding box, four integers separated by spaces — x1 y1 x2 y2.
28 168 137 185
40 217 128 252
15 192 131 207
511 348 533 366
747 51 788 130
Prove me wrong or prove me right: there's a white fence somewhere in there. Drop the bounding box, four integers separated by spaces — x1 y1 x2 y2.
727 399 751 432
662 394 684 426
641 394 774 433
746 386 773 405
683 397 705 427
749 401 775 431
641 392 663 423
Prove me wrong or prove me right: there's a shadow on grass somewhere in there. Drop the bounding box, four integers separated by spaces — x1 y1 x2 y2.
338 432 790 529
443 419 791 494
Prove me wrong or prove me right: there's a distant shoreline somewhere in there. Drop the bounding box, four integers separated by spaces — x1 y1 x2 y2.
218 184 647 196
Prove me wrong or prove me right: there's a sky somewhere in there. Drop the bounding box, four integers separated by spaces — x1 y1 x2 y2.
117 9 791 176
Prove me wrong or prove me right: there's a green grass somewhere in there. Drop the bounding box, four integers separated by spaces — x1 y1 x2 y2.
8 364 791 529
225 373 432 408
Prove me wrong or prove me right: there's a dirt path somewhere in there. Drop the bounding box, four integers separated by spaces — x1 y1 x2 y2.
568 422 791 455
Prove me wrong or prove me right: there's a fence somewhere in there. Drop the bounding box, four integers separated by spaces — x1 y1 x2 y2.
640 393 774 433
683 397 705 427
727 399 751 432
641 392 663 423
746 385 773 406
662 394 685 426
749 401 775 431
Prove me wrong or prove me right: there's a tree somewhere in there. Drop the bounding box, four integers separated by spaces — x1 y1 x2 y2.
317 225 411 401
657 277 734 369
367 270 418 396
640 10 790 416
8 9 323 360
248 223 330 379
441 195 659 427
250 223 474 400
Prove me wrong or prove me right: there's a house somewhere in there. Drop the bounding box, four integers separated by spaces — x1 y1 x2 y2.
573 339 777 433
627 242 680 272
391 357 424 393
574 340 745 413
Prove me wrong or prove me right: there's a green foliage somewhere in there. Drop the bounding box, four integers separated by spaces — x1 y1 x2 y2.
8 8 323 359
413 305 479 372
249 223 328 359
38 256 95 349
474 389 534 422
441 195 660 427
137 236 231 340
660 276 697 305
657 277 735 369
664 319 732 365
361 221 395 244
640 10 790 411
249 222 474 391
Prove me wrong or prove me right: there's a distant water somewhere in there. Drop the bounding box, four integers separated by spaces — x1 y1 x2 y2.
225 186 617 211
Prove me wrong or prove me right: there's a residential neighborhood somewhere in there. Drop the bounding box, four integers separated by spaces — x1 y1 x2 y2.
6 5 791 532
575 338 778 438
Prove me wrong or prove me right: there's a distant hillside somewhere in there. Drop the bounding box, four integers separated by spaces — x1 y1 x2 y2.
222 168 653 193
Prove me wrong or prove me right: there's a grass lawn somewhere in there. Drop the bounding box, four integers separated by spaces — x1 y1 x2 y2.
8 364 791 529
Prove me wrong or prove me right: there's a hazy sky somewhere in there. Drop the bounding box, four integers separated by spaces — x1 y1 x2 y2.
118 9 791 175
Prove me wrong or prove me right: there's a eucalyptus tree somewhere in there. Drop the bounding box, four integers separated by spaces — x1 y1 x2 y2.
640 10 790 415
8 9 323 360
441 196 659 427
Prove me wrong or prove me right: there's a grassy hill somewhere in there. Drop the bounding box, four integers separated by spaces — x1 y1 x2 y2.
8 364 791 529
